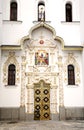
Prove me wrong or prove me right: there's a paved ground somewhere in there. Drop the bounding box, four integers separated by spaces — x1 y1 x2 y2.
0 120 84 130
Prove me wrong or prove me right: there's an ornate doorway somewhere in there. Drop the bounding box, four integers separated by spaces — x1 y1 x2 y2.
34 80 50 120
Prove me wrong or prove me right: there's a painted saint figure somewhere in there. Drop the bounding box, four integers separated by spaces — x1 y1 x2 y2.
35 51 49 65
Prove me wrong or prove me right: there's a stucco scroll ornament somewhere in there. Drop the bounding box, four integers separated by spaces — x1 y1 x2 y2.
26 39 35 51
3 52 20 85
64 53 80 85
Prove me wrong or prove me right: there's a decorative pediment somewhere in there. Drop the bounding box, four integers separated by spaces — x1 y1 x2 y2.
21 22 64 50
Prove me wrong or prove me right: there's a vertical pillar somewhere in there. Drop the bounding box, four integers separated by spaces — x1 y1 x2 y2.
26 85 34 120
58 56 65 120
20 56 26 120
50 87 57 113
27 84 34 113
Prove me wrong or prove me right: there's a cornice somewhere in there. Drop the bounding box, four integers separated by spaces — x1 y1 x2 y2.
1 45 21 50
1 45 83 51
63 46 83 51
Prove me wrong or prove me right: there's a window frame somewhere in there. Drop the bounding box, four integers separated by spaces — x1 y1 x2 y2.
65 2 72 22
10 1 17 21
68 64 75 85
38 1 45 21
8 64 16 85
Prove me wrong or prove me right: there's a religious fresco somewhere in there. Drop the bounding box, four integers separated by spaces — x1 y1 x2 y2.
35 50 49 65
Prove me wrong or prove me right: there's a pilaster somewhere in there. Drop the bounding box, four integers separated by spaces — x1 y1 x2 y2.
20 56 26 107
58 55 65 120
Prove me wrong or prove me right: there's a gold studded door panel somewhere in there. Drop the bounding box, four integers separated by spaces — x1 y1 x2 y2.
34 80 50 120
34 85 41 120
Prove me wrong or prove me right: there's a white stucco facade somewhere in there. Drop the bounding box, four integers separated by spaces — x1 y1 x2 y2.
0 0 84 120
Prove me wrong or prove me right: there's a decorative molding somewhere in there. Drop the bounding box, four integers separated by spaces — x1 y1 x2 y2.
1 45 21 50
3 52 20 85
20 22 65 50
26 71 58 86
58 55 64 107
19 22 81 114
20 56 26 107
64 53 80 85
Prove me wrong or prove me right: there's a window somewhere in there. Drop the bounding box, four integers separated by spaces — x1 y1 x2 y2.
68 64 75 85
8 64 16 85
10 2 17 21
66 3 72 22
38 2 45 21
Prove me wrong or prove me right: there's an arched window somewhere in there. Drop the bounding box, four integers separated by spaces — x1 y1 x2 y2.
10 1 17 21
8 64 16 85
38 2 45 21
66 3 72 22
68 64 75 85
